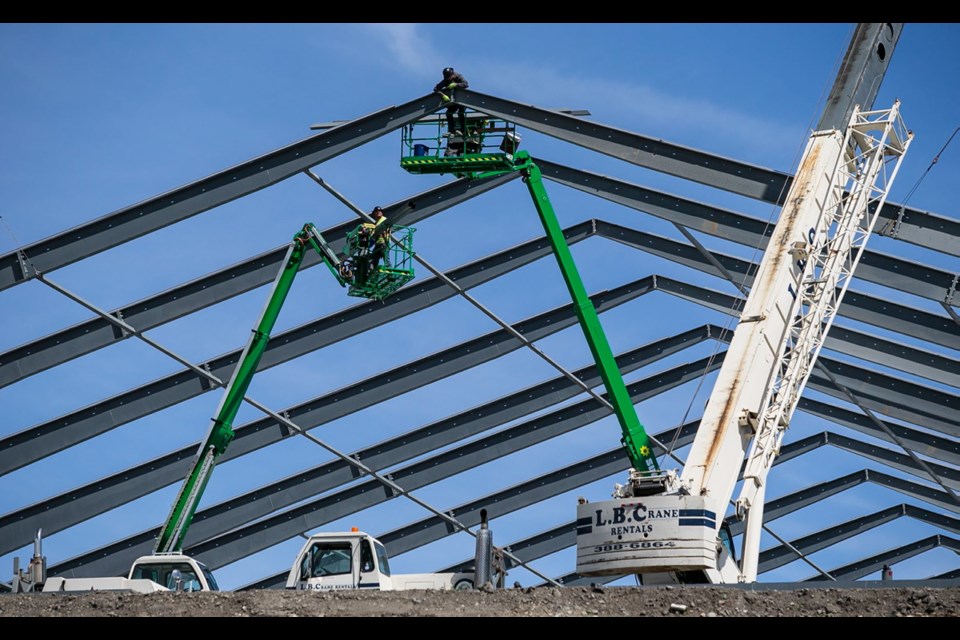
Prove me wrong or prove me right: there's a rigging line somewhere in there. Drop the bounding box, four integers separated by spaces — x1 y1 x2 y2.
664 26 855 463
0 215 24 249
660 223 740 461
899 125 958 205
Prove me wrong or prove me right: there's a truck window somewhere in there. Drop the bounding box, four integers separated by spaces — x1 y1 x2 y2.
299 549 312 581
310 542 353 577
133 566 160 583
360 539 374 573
373 541 391 577
196 562 220 591
719 522 738 564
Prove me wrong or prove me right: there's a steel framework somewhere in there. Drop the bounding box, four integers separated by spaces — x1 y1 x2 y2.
2 23 958 591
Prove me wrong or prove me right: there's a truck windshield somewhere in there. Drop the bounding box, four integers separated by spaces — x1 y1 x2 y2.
132 561 211 592
310 542 353 576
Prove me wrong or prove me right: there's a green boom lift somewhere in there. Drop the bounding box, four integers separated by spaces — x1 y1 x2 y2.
400 110 659 477
153 220 416 555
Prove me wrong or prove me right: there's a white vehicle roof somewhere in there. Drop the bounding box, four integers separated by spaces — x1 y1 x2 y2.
132 553 206 565
304 530 374 541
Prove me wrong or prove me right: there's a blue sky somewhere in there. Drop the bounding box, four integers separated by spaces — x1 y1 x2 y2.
1 23 958 591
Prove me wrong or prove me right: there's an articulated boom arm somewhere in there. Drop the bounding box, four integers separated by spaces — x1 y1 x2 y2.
399 120 660 484
154 224 353 554
515 154 658 475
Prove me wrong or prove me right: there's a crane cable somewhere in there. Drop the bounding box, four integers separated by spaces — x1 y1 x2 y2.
898 125 958 206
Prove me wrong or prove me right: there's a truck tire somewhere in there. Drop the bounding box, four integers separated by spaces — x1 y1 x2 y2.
453 578 474 591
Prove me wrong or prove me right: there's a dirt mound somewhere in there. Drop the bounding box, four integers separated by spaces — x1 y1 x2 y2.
3 584 960 617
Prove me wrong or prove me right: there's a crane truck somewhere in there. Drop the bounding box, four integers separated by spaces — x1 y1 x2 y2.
30 219 420 593
572 30 913 583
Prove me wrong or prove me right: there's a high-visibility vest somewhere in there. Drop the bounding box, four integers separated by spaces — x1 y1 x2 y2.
365 216 389 248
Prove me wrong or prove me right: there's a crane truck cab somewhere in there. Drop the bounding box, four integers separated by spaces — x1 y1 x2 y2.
286 530 475 592
128 553 219 592
41 553 219 594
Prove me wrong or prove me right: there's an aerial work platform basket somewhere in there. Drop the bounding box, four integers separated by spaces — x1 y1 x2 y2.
339 223 416 301
400 113 522 179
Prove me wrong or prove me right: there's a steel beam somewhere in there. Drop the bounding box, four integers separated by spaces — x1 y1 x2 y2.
824 433 960 488
799 398 960 467
594 219 959 319
647 276 960 387
0 173 517 388
776 432 960 489
730 468 960 540
0 95 454 292
933 568 960 579
806 363 960 437
2 313 708 556
758 505 960 573
48 364 710 578
0 221 593 475
655 276 960 352
807 535 960 581
455 83 960 258
537 159 958 305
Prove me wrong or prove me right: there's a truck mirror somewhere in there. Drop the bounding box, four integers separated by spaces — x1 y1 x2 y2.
170 569 183 592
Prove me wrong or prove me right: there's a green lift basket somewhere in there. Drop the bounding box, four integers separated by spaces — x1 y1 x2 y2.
400 113 522 179
339 223 416 301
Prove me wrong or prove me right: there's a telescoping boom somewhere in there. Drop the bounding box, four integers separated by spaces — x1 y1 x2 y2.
154 221 416 555
400 113 661 481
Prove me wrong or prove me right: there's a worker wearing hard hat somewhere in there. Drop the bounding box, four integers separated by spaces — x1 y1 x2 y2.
434 67 469 138
360 206 390 275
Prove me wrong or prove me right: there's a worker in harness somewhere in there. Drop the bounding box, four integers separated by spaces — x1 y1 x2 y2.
359 206 391 276
434 67 469 141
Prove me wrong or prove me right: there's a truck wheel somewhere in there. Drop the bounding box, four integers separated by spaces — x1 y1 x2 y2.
454 578 474 591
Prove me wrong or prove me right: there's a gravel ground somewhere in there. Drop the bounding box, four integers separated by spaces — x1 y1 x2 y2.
3 583 960 617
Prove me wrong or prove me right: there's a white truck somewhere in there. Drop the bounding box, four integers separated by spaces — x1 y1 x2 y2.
8 530 217 594
41 552 220 594
23 529 476 594
286 529 476 592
